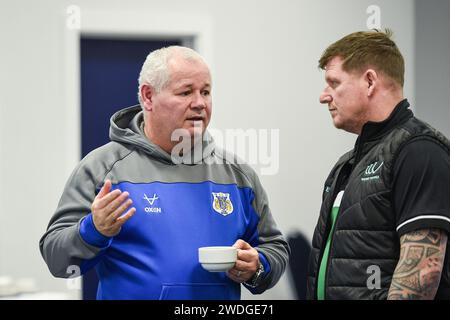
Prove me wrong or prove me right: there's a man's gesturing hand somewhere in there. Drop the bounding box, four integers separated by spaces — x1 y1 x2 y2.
91 179 136 237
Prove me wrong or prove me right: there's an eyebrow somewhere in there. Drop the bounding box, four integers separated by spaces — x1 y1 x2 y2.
176 83 211 89
325 76 338 83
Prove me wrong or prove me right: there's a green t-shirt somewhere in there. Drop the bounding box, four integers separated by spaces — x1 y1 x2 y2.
317 190 344 300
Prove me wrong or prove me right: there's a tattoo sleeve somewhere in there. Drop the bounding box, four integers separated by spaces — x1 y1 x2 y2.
388 228 447 300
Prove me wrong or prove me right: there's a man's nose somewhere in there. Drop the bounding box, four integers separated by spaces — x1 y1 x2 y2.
319 89 332 104
191 91 207 109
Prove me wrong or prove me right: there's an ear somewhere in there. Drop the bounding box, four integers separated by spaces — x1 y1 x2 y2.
140 84 155 111
364 69 378 97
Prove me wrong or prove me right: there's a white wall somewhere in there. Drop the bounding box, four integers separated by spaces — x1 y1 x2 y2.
415 0 450 137
0 0 416 299
0 0 75 297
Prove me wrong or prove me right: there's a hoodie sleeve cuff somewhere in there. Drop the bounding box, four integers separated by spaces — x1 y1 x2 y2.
79 213 113 249
258 252 271 278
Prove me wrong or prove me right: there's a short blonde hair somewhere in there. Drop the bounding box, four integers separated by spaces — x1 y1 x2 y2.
319 29 405 87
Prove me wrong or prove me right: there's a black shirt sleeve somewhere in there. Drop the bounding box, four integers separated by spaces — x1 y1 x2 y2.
393 138 450 237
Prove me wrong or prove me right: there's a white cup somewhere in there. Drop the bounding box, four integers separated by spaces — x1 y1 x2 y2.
198 246 237 272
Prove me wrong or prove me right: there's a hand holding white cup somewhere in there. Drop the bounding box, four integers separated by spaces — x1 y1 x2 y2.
198 240 260 284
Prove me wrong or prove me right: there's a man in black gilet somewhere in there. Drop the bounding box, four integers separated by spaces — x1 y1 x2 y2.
307 30 450 300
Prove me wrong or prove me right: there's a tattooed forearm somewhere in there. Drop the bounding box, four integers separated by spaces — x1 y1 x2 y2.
388 229 447 300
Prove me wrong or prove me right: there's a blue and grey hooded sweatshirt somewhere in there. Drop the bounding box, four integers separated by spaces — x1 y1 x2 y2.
39 105 289 299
